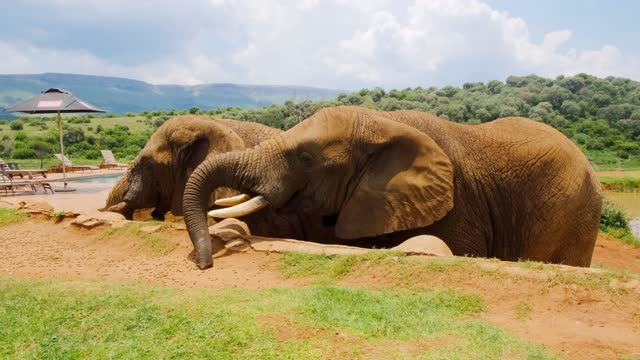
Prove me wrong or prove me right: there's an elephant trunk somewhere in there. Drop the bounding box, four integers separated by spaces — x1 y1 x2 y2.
102 158 143 219
183 147 264 269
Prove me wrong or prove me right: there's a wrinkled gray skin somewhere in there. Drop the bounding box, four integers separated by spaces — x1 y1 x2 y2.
183 106 602 270
103 115 282 221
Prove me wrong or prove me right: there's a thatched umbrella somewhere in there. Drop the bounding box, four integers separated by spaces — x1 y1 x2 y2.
4 88 105 191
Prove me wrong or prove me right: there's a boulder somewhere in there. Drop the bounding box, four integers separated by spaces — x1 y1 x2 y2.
209 218 251 242
71 210 127 229
17 201 54 214
391 235 454 257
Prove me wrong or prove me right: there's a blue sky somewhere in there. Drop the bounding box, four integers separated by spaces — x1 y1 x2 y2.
1 0 638 90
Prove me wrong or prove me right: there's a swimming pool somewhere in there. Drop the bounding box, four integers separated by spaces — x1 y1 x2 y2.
68 173 123 184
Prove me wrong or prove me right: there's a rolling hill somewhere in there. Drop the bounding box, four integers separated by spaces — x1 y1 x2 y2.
0 73 343 118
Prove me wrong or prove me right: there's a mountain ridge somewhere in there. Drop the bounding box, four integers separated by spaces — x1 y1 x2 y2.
0 73 343 117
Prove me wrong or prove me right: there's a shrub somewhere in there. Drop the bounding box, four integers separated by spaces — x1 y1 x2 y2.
600 200 629 229
600 200 638 247
9 121 23 130
11 148 37 159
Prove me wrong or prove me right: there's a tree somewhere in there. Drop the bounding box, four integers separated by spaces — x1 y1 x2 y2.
543 85 572 109
487 80 503 94
27 139 55 168
370 87 385 102
529 102 554 123
560 100 581 120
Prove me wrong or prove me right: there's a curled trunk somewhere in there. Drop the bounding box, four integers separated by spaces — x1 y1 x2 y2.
183 149 260 269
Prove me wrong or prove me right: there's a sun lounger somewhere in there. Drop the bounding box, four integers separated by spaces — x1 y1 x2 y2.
100 150 129 169
0 159 48 179
53 154 99 172
0 174 53 195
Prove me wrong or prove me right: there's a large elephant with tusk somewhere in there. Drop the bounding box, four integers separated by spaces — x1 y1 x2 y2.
103 115 282 221
184 106 602 270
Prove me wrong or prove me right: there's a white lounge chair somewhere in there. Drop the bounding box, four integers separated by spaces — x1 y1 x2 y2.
0 173 53 195
0 159 48 179
53 154 99 172
100 150 129 169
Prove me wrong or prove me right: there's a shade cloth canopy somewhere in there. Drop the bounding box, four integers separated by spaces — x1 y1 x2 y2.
4 88 105 114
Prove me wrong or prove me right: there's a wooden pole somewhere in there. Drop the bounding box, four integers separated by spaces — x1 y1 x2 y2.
57 111 67 188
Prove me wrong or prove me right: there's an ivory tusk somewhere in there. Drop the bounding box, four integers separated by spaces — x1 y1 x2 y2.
107 201 128 213
214 194 251 207
208 195 268 218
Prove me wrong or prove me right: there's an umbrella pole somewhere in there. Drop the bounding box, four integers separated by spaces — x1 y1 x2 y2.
57 111 67 188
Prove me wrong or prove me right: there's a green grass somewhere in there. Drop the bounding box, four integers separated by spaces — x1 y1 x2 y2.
0 114 152 137
601 227 640 248
97 222 178 256
0 208 26 226
281 251 638 294
0 275 558 359
599 173 640 192
279 251 405 280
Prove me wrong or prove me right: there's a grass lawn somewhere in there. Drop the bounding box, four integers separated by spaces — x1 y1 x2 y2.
0 274 556 359
0 114 152 138
598 171 640 192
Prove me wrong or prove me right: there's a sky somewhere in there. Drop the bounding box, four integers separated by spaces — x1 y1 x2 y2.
1 0 638 90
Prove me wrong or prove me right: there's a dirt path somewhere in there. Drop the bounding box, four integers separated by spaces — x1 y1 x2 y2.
1 216 639 359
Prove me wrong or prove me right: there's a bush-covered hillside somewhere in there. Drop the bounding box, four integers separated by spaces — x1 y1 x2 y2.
1 73 639 169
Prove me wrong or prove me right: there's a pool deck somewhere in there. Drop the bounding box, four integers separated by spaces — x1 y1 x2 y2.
0 169 125 213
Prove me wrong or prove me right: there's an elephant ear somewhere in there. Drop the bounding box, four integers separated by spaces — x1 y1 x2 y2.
169 120 246 216
335 117 454 239
170 138 211 216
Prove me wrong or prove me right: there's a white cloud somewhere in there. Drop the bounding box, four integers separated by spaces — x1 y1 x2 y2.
0 40 227 85
1 0 638 88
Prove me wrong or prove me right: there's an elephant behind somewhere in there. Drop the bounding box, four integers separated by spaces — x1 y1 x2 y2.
104 115 282 220
183 106 602 269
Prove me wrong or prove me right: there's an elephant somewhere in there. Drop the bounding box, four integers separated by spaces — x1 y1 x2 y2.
103 115 282 220
182 106 602 270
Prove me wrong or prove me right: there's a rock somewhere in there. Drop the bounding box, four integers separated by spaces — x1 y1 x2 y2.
18 201 54 214
140 225 163 233
209 218 251 242
248 236 373 255
224 239 251 252
71 215 107 229
83 210 126 222
391 235 454 257
70 210 127 229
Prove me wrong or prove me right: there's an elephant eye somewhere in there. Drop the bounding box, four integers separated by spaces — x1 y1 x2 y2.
299 151 314 168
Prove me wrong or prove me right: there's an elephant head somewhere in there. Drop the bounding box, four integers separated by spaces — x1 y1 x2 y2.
104 115 262 220
183 106 455 269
